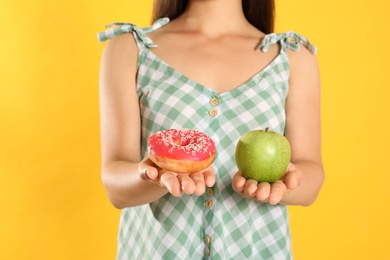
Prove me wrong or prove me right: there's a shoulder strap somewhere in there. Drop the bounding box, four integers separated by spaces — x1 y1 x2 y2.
97 17 170 49
257 31 317 55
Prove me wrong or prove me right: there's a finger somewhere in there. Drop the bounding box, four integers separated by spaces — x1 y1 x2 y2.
138 157 159 181
202 169 216 187
269 180 287 205
283 168 300 190
255 182 271 202
178 174 196 195
190 172 206 195
160 172 182 197
284 172 299 190
232 172 246 193
243 179 258 197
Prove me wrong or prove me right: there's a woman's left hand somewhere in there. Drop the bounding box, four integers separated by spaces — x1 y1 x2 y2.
232 163 302 205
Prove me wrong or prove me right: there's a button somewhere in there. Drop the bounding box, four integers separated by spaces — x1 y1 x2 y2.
205 199 213 208
209 109 218 117
206 187 214 197
210 97 219 106
205 235 211 244
205 247 211 256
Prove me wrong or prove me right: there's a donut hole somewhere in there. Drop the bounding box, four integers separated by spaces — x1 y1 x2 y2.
174 136 194 147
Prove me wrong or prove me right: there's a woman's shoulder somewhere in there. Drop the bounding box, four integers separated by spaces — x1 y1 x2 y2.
278 32 319 90
97 22 142 62
99 33 139 89
101 32 138 67
97 20 160 66
258 31 318 72
283 32 318 74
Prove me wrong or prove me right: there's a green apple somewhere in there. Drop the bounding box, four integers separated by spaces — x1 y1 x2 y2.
235 127 291 183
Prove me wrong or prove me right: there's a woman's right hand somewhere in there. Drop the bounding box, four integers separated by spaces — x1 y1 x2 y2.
138 157 216 197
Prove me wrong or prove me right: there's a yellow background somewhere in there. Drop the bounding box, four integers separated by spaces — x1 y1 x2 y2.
1 0 389 259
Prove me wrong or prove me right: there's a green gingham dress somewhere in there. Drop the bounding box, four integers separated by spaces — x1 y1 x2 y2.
98 17 316 260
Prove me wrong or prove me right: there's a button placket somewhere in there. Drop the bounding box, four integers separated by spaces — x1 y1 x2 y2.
205 235 211 244
209 109 218 117
208 97 219 117
205 247 211 256
204 97 218 258
205 199 213 208
204 188 214 253
205 186 214 208
210 97 219 106
206 187 214 197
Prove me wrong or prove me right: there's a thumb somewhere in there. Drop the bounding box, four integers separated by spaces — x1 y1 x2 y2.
283 163 300 190
138 157 160 181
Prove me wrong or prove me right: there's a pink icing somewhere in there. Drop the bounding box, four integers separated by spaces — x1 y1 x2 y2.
148 129 216 162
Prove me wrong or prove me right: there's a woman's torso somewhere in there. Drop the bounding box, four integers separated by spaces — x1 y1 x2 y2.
98 17 316 260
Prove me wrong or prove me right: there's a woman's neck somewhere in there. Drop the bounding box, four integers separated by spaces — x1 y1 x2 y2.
174 0 252 38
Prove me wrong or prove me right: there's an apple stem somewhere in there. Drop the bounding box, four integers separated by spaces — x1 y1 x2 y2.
265 127 269 133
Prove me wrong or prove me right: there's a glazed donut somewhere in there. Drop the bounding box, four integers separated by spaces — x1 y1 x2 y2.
148 129 216 173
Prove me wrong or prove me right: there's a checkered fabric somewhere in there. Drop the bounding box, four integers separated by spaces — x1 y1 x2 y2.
98 18 316 260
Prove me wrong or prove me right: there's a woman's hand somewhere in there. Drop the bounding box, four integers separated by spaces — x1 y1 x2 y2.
138 157 216 197
232 163 302 205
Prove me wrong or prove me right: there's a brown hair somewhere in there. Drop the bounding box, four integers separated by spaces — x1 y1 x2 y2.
152 0 275 34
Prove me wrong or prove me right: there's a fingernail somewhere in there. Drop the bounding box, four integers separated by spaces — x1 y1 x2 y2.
141 169 151 181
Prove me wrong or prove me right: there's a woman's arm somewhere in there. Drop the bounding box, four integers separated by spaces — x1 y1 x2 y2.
232 45 324 206
280 45 324 206
99 33 168 208
99 34 215 209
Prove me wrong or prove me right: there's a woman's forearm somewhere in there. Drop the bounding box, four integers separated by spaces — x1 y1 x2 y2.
280 160 324 206
101 160 168 209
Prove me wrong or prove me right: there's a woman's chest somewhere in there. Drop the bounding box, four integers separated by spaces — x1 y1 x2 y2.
148 37 280 94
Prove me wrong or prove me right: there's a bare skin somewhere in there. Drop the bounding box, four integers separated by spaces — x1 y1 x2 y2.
99 0 324 209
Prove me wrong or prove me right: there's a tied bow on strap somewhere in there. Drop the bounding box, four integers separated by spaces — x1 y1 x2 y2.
97 23 156 47
258 33 284 52
97 17 170 48
258 31 317 55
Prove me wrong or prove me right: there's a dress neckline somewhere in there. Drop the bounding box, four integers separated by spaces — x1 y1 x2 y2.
143 47 284 97
141 18 286 97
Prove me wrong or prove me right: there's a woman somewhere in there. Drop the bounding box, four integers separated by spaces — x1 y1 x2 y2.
98 0 324 258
